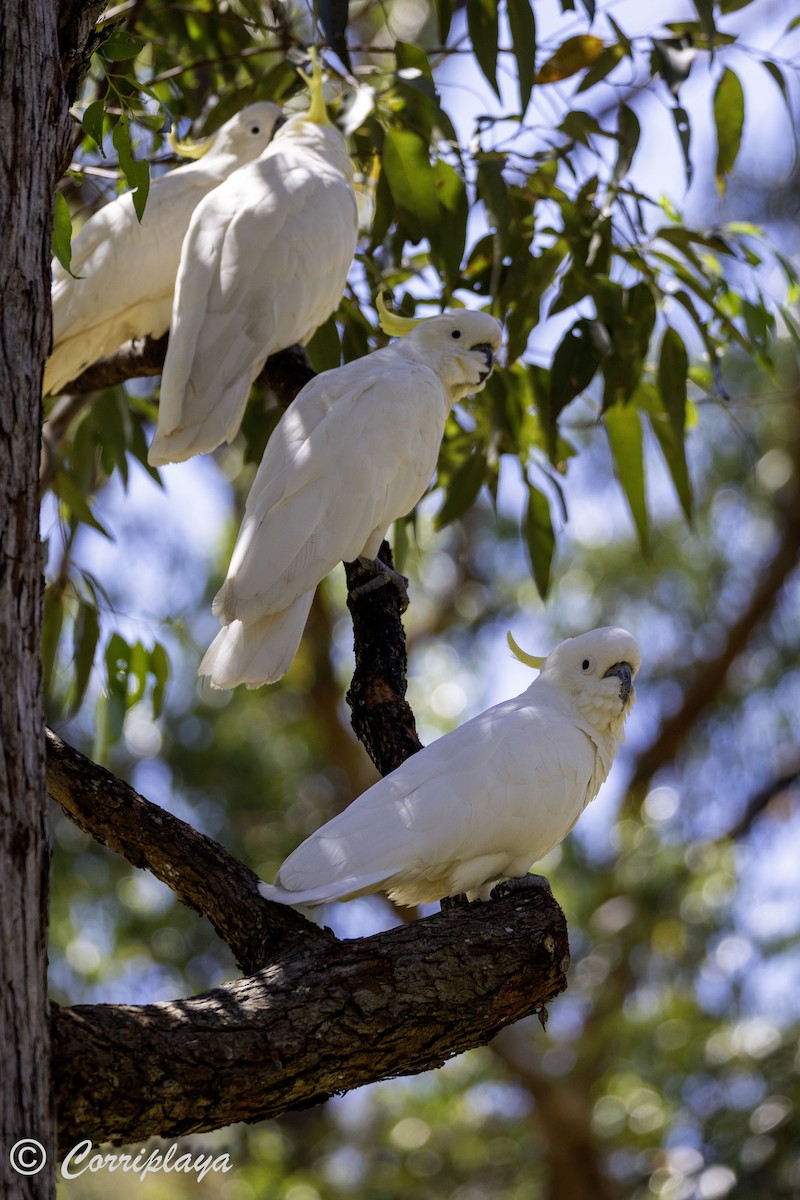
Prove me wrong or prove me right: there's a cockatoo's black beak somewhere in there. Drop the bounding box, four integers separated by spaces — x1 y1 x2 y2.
604 661 633 706
472 342 495 382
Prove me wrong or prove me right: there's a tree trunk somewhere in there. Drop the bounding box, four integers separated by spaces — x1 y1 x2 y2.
0 3 104 1195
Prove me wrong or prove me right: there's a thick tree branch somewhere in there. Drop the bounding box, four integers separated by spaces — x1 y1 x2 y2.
52 884 569 1153
46 729 327 973
48 335 314 404
344 542 424 776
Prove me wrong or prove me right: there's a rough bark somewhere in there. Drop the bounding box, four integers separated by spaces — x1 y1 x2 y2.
52 884 569 1152
344 542 424 775
0 2 105 1196
46 729 326 974
40 338 315 488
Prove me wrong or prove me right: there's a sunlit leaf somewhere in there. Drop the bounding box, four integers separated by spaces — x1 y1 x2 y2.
575 43 625 93
382 127 440 236
713 67 745 193
52 191 77 277
82 99 106 156
69 601 100 716
658 325 688 446
605 402 648 552
112 115 150 222
692 0 717 47
535 35 605 85
100 30 146 61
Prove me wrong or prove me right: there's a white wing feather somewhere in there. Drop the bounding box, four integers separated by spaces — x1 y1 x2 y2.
149 126 358 465
45 103 282 396
265 687 597 907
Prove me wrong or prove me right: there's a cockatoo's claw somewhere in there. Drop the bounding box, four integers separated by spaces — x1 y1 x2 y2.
490 873 553 902
352 556 410 611
439 892 470 911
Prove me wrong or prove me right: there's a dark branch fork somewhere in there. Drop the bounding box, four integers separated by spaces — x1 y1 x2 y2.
47 391 570 1146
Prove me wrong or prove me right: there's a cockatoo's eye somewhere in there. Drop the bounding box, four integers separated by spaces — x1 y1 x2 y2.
451 329 462 339
250 124 262 134
580 656 595 673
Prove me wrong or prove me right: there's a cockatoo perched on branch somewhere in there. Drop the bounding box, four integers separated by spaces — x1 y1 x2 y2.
148 51 358 466
44 102 284 396
259 626 641 909
198 299 503 689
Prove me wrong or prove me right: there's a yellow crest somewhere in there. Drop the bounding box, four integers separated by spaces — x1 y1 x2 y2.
167 126 212 160
506 630 546 670
376 292 426 337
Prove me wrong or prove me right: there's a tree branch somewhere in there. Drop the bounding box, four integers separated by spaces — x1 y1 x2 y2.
52 884 569 1153
344 541 423 776
46 729 326 973
49 334 314 405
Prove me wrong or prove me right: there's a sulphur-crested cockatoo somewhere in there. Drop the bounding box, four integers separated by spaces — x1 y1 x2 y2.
148 53 358 466
44 103 284 396
198 301 503 689
259 626 641 908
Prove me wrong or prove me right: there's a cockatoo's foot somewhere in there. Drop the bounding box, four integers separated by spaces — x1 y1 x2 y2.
352 556 410 611
490 873 553 901
439 892 471 911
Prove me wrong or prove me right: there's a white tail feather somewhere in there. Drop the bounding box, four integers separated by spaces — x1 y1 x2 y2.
198 591 315 688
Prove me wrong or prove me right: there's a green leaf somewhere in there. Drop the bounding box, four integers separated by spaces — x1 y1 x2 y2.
636 383 693 518
149 643 170 717
434 0 453 41
604 402 648 552
713 67 745 193
435 448 487 530
536 35 605 85
433 158 468 284
692 0 717 46
382 128 440 238
100 30 146 61
658 325 688 446
69 601 100 716
52 191 76 276
524 483 555 599
507 0 536 112
550 319 603 412
42 586 65 700
612 104 640 188
476 159 510 251
82 99 106 156
112 115 150 223
670 105 693 186
467 0 500 97
575 43 625 93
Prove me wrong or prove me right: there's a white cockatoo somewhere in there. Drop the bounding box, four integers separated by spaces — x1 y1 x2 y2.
259 626 641 909
198 301 503 689
44 102 284 396
148 53 358 466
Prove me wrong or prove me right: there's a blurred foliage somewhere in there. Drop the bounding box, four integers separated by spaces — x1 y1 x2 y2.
42 1 800 1198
